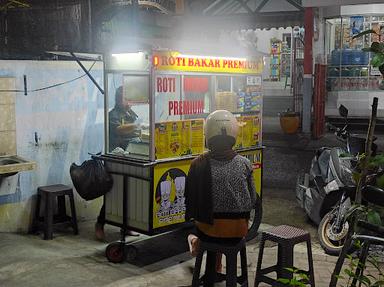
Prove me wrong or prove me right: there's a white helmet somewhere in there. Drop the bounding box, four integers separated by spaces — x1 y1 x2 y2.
205 110 239 142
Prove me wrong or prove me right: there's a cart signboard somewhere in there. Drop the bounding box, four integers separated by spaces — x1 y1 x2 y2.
153 159 192 228
153 51 263 74
238 149 262 195
152 149 261 229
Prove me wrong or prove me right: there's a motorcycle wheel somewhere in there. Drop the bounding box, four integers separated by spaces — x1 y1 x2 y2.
318 211 351 256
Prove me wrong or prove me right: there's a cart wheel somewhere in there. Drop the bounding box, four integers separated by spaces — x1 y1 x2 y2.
126 245 138 261
106 242 126 263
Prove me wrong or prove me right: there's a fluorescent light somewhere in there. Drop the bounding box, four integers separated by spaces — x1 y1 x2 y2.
111 52 144 59
178 54 246 61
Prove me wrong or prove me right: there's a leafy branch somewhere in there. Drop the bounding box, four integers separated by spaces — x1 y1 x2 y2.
337 244 384 287
353 28 384 78
277 268 309 287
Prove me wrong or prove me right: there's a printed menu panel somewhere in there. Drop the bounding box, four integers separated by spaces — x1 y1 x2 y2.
155 115 260 159
234 115 243 149
155 119 204 159
190 119 204 155
234 115 261 149
242 115 260 148
180 120 192 156
155 123 169 159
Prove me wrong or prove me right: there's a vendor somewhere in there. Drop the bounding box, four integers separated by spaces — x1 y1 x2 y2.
109 86 141 151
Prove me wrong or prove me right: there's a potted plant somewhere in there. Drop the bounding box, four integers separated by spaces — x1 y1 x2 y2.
353 27 384 89
278 109 300 134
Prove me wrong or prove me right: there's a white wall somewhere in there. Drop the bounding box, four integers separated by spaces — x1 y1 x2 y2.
0 60 105 232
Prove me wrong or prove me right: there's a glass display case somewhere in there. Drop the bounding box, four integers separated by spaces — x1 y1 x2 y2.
105 52 151 160
326 16 383 92
106 73 150 157
105 51 264 162
325 15 384 117
154 71 263 160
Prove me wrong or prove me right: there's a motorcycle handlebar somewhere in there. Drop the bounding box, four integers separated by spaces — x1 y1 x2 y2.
326 123 337 131
326 123 348 137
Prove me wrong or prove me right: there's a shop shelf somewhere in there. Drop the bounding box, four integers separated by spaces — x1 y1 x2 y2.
328 76 369 78
327 65 370 67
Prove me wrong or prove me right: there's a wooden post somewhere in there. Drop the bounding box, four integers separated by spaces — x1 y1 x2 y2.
355 97 378 204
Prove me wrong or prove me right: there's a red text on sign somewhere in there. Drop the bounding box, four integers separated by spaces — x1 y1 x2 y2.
169 100 204 116
157 77 176 93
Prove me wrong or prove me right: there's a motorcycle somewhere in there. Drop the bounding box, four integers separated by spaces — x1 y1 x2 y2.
329 184 384 287
296 105 377 255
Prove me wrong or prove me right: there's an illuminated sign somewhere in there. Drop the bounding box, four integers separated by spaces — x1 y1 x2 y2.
153 51 263 74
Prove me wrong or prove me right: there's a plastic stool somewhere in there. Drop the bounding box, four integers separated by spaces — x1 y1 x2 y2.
255 225 315 287
32 184 78 240
192 238 248 287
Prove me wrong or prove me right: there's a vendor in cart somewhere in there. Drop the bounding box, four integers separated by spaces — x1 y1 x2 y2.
109 86 141 151
185 110 258 283
95 86 142 240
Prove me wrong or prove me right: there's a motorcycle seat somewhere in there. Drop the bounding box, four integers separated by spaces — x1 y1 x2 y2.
330 147 354 186
362 185 384 207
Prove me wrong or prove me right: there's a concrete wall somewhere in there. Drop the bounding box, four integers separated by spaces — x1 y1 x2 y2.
0 60 104 232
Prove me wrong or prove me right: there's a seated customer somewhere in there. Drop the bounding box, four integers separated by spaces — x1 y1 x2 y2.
185 110 258 285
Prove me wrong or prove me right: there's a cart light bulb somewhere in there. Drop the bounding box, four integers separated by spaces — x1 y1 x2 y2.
153 55 159 66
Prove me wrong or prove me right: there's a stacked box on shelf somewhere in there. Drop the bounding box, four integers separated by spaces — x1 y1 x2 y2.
215 92 237 112
237 90 262 112
270 41 281 81
280 42 291 77
328 48 379 91
237 91 245 112
247 86 262 112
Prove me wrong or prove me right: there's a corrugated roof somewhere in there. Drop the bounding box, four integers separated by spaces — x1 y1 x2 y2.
199 0 303 15
188 0 304 29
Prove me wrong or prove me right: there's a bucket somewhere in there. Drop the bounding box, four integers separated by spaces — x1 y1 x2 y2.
279 111 300 134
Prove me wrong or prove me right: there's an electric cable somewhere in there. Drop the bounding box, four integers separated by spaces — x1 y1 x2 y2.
0 60 98 93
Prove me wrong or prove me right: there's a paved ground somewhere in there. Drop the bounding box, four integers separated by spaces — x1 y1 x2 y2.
1 211 381 287
0 116 383 287
0 185 382 287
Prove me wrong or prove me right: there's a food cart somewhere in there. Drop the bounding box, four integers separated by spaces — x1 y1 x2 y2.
100 50 264 262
